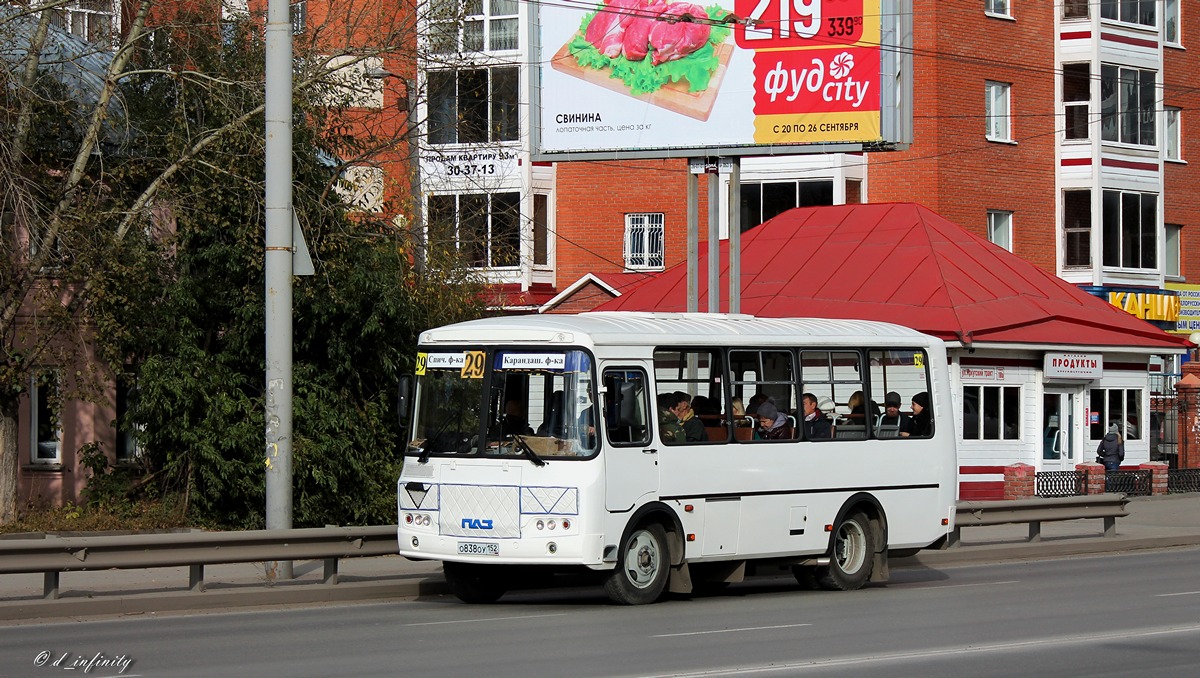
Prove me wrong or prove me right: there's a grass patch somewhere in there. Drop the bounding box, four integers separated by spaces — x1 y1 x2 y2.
0 496 195 535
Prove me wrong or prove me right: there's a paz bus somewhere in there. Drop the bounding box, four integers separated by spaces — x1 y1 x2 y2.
396 312 957 604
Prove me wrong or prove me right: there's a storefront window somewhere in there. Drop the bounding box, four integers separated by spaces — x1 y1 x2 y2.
962 385 1020 440
1089 388 1141 440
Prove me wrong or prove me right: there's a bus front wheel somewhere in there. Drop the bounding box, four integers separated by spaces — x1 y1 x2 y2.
605 523 670 605
816 511 875 591
444 561 507 604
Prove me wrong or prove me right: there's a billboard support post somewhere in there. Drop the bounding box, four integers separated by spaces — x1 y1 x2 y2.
729 158 741 314
687 168 699 313
707 171 720 314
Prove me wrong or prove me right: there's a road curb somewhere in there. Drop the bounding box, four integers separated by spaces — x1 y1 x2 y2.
901 535 1200 567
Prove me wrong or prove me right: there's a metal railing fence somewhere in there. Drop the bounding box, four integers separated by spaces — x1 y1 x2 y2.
1035 470 1087 498
1106 469 1153 496
1168 469 1200 494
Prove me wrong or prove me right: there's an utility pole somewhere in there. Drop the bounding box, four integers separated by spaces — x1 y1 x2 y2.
263 0 294 580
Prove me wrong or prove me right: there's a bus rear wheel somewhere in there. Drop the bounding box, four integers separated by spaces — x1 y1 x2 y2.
604 523 670 605
816 511 875 591
444 561 507 604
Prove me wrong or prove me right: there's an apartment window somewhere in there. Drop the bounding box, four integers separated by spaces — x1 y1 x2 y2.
1165 107 1181 161
427 66 519 144
427 192 521 268
30 371 62 464
1063 0 1089 19
1063 190 1091 267
625 213 664 270
1089 388 1142 441
1063 63 1090 140
1164 0 1180 44
1102 190 1156 269
985 81 1011 142
988 211 1013 251
740 180 833 231
984 0 1010 18
50 1 114 45
962 385 1020 440
1100 0 1155 28
533 194 549 266
1166 224 1182 278
431 0 519 54
1101 65 1156 146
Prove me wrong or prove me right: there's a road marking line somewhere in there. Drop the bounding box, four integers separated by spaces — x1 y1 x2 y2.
906 579 1020 590
636 623 1200 677
1156 590 1200 597
405 613 567 626
653 623 813 638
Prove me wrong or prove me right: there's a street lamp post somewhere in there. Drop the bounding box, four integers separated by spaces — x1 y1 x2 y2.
264 0 294 581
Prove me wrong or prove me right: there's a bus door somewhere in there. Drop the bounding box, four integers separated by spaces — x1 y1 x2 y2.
1043 387 1082 472
602 365 659 511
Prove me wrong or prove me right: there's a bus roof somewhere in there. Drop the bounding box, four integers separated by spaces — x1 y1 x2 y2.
419 312 941 348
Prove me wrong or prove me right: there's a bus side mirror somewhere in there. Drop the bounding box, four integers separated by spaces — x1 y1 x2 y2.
397 375 412 429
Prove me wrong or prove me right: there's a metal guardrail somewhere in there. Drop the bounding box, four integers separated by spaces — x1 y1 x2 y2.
0 525 399 600
950 493 1130 548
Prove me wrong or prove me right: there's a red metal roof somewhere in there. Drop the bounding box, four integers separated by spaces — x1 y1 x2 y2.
599 203 1189 350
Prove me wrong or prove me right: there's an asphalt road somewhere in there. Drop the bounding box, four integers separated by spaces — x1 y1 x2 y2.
2 548 1199 678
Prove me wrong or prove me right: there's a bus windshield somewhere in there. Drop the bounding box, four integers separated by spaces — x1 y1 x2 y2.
408 348 598 459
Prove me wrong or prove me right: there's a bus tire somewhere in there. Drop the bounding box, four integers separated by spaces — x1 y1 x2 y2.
816 511 875 591
604 523 670 605
444 561 507 604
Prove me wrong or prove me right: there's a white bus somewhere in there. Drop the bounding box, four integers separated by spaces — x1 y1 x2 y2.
397 312 958 604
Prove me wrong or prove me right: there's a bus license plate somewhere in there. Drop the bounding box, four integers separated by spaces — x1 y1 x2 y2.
458 541 499 556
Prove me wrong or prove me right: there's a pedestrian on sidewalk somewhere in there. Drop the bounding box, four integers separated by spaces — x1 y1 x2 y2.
1096 424 1125 471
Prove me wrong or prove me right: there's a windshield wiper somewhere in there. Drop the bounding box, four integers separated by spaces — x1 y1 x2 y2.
417 409 460 464
511 433 547 467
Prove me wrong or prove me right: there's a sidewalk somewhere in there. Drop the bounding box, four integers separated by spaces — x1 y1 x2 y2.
2 494 1198 622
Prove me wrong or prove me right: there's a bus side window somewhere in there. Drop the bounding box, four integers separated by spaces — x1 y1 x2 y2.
868 349 933 439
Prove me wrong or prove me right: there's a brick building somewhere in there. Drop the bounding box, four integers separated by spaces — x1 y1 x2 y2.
9 1 1200 507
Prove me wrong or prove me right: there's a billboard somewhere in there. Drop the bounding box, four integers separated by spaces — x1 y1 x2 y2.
533 0 911 159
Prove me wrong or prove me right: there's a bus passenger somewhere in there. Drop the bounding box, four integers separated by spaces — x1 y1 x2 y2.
501 399 534 436
878 391 911 433
657 392 684 443
671 392 708 442
747 393 770 417
755 401 793 440
801 393 833 440
903 392 933 437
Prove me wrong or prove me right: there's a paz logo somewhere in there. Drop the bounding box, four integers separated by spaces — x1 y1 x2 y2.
462 518 494 530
